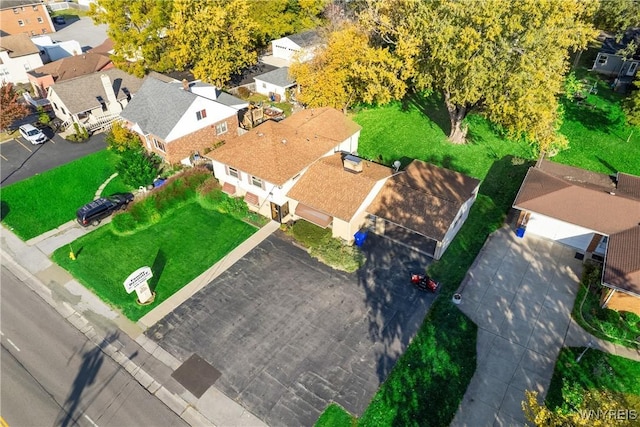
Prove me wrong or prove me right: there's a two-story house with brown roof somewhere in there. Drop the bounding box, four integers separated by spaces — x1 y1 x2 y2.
513 160 640 315
0 33 43 83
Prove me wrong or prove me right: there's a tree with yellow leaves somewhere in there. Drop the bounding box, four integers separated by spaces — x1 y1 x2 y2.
290 23 405 113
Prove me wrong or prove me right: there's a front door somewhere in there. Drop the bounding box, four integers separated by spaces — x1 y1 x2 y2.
270 201 289 222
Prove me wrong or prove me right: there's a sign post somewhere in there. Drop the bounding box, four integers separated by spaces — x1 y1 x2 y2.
123 266 155 305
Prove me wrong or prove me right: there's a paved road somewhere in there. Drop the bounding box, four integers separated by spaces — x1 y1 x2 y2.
0 266 188 427
0 133 107 186
52 16 109 51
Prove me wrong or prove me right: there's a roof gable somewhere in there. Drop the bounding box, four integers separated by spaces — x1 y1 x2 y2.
514 163 640 234
120 76 197 140
287 154 393 221
288 30 322 48
367 161 480 241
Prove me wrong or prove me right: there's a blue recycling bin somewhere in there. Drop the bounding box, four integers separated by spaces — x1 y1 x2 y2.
515 227 526 238
354 230 368 247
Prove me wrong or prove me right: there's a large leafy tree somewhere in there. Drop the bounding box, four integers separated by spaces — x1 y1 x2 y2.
169 0 258 87
0 83 29 131
593 0 640 34
361 0 596 151
249 0 328 48
90 0 174 77
290 24 405 113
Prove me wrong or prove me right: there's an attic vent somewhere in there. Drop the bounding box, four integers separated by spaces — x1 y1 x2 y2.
343 154 363 174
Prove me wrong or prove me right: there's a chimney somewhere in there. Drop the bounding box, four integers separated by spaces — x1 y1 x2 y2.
182 79 189 91
343 154 363 174
100 74 117 104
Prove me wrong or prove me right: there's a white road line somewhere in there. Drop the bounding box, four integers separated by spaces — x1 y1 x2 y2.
0 153 7 161
6 338 20 352
16 139 32 152
0 331 4 336
83 414 99 427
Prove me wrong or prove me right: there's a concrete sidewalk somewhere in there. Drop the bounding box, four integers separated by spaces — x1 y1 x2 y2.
450 226 640 427
1 219 277 427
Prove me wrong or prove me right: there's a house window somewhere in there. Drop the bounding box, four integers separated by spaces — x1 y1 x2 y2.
153 138 166 152
597 54 607 65
215 121 227 135
196 109 207 120
32 5 38 10
251 175 263 188
23 63 31 71
628 62 638 76
53 102 58 110
41 28 46 34
61 107 66 114
228 167 239 178
13 8 19 14
262 83 266 88
18 20 24 26
37 17 43 23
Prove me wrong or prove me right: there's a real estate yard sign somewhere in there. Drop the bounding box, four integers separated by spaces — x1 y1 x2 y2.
124 266 154 304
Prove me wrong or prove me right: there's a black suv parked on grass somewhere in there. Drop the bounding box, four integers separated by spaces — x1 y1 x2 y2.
76 193 134 227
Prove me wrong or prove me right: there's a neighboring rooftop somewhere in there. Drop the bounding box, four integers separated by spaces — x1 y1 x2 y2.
49 68 143 114
28 52 112 82
287 154 392 221
514 161 640 235
0 33 39 57
88 38 114 55
367 161 481 241
603 226 640 296
287 30 322 47
254 67 295 88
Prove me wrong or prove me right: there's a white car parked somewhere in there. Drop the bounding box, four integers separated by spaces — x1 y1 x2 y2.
19 124 47 145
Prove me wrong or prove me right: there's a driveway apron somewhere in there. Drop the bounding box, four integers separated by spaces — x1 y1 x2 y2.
451 226 583 426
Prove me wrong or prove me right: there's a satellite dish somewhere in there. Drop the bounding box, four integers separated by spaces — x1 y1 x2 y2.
393 160 401 172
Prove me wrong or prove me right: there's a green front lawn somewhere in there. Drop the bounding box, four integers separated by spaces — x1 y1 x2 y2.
52 202 257 321
0 150 120 240
545 347 640 417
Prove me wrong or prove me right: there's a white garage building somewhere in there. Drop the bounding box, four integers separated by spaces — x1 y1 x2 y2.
513 160 640 315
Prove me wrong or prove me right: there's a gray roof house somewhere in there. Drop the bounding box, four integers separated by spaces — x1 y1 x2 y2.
253 67 296 101
120 76 248 164
592 28 640 91
47 68 143 133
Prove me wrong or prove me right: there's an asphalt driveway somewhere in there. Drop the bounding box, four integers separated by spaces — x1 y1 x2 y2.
0 133 106 186
147 232 435 426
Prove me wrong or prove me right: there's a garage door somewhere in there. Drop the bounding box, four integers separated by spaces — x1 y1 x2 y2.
295 203 332 228
526 213 595 251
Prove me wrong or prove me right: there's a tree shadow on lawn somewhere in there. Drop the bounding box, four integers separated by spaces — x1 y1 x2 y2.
401 91 451 137
562 100 624 134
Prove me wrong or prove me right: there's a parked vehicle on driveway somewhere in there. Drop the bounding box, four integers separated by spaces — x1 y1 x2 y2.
76 193 134 227
19 124 47 145
53 16 66 25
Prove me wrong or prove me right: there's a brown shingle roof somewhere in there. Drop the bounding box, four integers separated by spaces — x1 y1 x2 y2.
287 154 392 221
514 167 640 234
617 173 640 199
367 161 480 241
209 108 361 186
604 226 640 296
88 38 114 55
29 53 112 82
0 33 39 57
